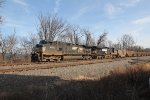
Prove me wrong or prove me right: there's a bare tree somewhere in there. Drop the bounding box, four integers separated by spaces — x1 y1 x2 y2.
38 14 68 41
106 40 113 48
0 31 17 62
58 25 83 44
71 25 83 44
0 31 18 62
20 37 31 62
144 48 150 52
113 42 122 50
0 33 7 60
82 29 95 46
120 34 135 50
6 33 17 62
97 32 107 47
0 0 6 57
28 33 38 49
20 33 38 62
131 45 144 52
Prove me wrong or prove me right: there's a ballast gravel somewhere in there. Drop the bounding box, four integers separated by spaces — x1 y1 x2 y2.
3 56 150 80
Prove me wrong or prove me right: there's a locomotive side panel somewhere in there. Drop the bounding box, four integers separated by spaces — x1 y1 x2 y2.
63 44 85 55
42 44 63 56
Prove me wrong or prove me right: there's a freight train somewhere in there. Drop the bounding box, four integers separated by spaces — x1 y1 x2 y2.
31 40 150 62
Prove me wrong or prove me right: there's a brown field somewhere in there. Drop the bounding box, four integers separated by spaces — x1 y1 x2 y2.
0 63 150 100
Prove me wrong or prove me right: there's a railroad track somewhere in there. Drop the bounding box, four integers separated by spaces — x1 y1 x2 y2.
128 57 150 64
0 58 126 73
1 57 130 73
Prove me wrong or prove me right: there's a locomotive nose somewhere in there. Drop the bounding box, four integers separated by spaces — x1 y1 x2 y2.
31 44 43 62
31 53 39 62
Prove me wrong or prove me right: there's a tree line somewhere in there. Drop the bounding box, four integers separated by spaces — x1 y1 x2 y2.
0 1 149 63
36 13 147 52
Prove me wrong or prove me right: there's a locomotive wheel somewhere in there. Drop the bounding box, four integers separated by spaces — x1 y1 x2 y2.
56 57 61 62
61 56 64 60
46 59 51 62
89 56 92 60
82 56 86 60
31 53 39 62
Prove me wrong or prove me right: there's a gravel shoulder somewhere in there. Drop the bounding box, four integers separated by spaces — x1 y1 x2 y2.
3 56 150 80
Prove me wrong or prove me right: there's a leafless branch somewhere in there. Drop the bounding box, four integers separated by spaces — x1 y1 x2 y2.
38 14 68 41
97 32 107 47
82 28 95 46
120 34 135 50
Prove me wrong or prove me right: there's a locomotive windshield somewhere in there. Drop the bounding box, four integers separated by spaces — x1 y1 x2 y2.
36 44 43 48
39 40 53 44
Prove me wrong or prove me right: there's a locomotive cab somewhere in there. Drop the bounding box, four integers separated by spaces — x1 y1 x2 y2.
31 44 43 62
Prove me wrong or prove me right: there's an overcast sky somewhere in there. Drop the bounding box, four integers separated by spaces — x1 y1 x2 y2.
0 0 150 48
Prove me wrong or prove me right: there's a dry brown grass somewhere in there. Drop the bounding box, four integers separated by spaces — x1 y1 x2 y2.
113 63 150 74
0 63 150 100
